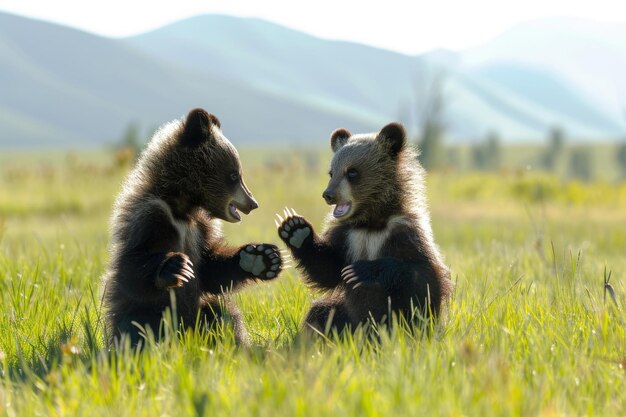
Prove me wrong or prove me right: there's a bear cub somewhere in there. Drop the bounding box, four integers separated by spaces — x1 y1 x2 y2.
102 108 282 347
277 122 452 334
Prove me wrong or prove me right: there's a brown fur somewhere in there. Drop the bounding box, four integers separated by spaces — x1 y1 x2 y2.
278 123 453 335
102 108 282 347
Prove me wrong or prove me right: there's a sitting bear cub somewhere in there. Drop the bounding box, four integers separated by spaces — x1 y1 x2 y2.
103 108 282 347
277 123 452 334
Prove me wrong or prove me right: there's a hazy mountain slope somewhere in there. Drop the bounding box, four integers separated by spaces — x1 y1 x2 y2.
127 15 420 119
127 14 625 141
0 12 379 148
461 17 626 124
471 63 622 133
1 12 625 147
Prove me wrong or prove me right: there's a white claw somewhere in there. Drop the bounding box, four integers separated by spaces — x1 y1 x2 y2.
352 282 363 289
274 219 280 228
345 277 358 284
276 213 284 223
285 207 293 217
291 208 298 215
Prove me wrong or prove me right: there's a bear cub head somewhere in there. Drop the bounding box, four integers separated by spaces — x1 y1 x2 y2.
145 108 258 222
323 122 410 226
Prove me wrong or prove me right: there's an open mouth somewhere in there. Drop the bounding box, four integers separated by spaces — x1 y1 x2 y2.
333 201 352 218
228 202 241 222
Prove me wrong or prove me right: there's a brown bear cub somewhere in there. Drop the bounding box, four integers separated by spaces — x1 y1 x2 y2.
277 123 452 334
102 108 282 347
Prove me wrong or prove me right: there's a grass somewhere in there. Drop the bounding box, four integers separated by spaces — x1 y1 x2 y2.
1 148 625 416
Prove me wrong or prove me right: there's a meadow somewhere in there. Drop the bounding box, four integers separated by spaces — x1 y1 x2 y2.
1 148 626 416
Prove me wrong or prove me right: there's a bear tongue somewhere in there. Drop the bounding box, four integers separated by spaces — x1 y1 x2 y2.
229 203 241 221
333 202 351 218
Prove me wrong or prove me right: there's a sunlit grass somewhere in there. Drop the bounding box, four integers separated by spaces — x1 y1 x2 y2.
0 149 625 416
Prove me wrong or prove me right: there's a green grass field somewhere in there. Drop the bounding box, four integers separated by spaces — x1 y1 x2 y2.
1 149 625 416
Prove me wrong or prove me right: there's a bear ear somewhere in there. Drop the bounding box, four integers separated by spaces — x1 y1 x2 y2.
330 128 352 153
377 122 406 157
180 108 221 147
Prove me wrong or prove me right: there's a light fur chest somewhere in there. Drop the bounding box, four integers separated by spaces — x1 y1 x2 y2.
345 215 408 262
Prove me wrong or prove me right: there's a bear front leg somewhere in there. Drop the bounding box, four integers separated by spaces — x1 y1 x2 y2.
155 252 195 289
276 208 313 250
198 244 282 294
340 258 404 291
238 244 283 280
276 207 344 290
342 258 440 320
113 250 196 303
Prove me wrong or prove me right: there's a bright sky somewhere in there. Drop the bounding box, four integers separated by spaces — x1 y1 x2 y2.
1 0 625 53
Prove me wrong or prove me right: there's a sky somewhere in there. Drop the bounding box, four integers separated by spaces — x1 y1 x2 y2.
1 0 625 54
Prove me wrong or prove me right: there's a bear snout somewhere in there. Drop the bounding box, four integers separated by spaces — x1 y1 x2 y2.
322 189 336 204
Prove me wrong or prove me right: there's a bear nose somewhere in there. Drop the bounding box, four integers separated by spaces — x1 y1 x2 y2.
322 190 335 204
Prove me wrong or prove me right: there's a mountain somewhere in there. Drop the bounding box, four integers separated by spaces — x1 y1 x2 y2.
127 14 626 141
0 12 380 148
460 17 626 125
126 15 420 127
1 12 625 148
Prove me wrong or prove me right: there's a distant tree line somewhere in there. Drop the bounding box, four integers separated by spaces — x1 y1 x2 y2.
409 70 626 181
409 68 626 181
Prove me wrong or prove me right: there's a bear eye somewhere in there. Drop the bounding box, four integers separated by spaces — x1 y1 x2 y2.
229 172 239 183
346 168 358 179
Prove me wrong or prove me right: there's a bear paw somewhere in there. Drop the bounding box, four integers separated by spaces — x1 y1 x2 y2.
276 207 312 249
341 262 380 291
239 244 282 280
155 252 195 289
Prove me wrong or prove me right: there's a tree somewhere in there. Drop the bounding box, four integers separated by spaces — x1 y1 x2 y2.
121 122 142 154
617 142 626 179
568 148 592 181
419 121 445 170
541 126 565 171
414 69 447 170
114 122 144 168
471 131 502 171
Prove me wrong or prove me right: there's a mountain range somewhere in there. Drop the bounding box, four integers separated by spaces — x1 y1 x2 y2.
1 12 625 148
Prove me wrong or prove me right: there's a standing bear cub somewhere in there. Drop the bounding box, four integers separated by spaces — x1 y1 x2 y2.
277 123 452 334
103 108 282 347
